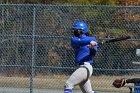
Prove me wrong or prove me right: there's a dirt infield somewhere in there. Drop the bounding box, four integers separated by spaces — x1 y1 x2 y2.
0 74 140 92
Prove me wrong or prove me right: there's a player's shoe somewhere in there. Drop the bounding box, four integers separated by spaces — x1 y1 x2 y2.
93 91 97 93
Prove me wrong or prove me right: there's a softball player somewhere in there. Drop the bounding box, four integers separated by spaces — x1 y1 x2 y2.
64 22 98 93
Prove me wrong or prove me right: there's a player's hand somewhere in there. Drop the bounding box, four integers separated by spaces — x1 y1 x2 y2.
88 41 97 49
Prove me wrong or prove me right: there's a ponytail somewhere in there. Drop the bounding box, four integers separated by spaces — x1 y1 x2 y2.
85 32 92 36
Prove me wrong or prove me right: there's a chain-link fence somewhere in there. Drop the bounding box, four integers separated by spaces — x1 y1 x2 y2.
0 4 139 93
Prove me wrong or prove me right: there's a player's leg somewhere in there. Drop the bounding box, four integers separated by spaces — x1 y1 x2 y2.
64 67 88 93
79 79 93 93
79 62 94 93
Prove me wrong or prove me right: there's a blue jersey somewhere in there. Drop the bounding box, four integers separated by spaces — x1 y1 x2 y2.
71 35 98 65
134 83 140 93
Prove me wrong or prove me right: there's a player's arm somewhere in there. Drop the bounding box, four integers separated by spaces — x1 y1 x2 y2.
113 78 140 88
71 37 94 47
88 41 97 49
88 40 98 56
126 78 140 83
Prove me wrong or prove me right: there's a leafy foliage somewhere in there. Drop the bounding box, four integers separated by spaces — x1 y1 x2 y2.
1 0 140 6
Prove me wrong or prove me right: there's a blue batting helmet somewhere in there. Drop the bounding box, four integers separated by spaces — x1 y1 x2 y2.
72 22 88 34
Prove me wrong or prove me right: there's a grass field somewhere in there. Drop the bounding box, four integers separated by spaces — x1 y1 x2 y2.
0 74 140 92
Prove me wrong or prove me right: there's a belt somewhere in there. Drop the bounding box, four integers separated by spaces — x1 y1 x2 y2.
79 62 91 65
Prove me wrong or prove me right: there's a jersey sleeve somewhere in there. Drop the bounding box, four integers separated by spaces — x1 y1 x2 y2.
71 37 91 47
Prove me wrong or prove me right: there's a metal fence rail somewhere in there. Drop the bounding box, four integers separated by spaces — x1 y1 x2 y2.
0 4 139 93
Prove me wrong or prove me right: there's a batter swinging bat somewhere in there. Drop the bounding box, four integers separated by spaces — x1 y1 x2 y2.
99 36 131 45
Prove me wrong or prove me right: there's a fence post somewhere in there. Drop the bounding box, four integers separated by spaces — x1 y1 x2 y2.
30 6 36 93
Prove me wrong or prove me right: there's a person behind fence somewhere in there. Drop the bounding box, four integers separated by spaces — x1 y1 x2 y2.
64 22 98 93
112 78 140 93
